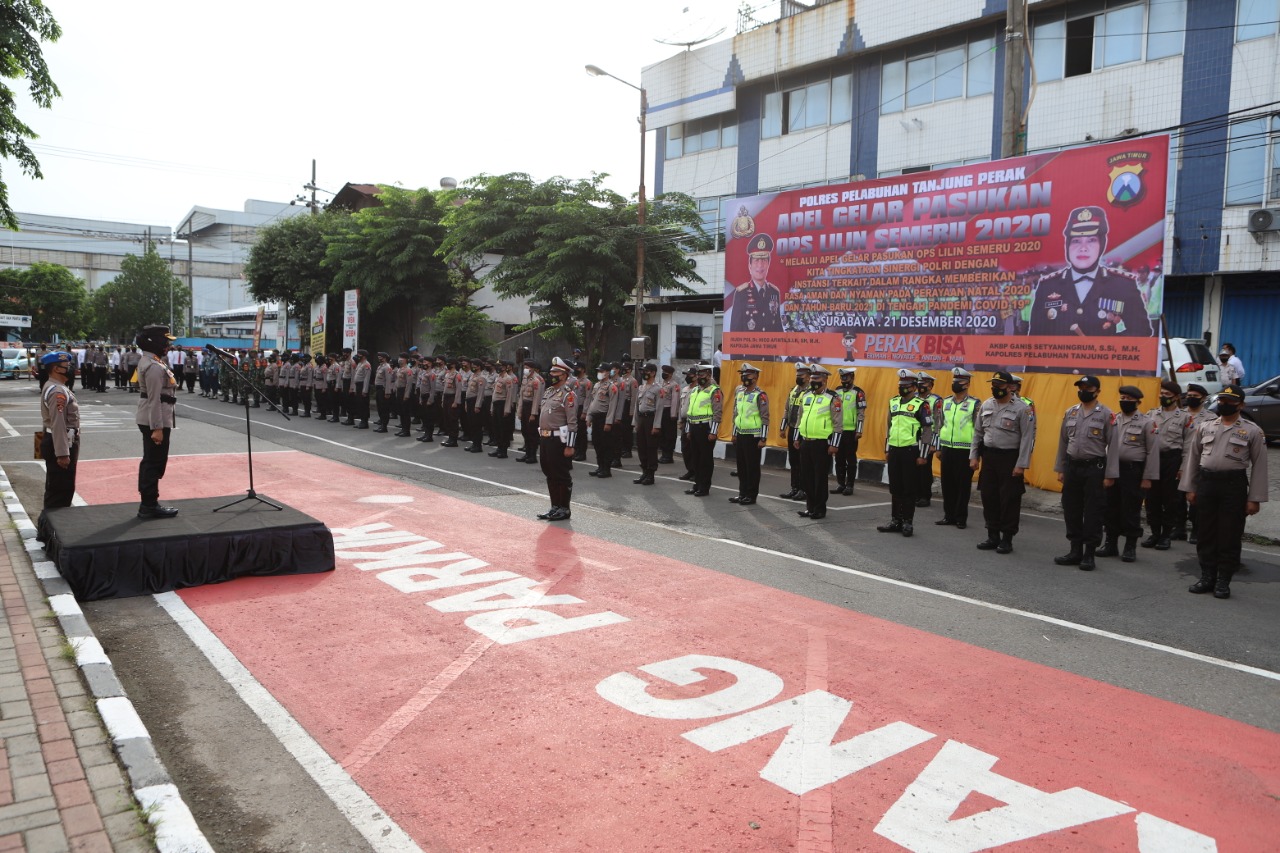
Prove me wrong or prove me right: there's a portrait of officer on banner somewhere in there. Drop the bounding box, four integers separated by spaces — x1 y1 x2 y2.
1027 206 1153 338
728 233 784 334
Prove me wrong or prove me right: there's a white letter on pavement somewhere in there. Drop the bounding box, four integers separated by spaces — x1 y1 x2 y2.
1135 813 1217 853
682 690 934 795
596 655 784 720
875 740 1134 853
466 607 629 644
377 560 517 593
428 578 584 612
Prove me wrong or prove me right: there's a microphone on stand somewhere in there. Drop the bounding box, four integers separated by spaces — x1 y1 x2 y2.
205 343 238 360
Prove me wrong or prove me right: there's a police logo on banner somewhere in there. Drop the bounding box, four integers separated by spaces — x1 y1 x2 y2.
1106 151 1149 208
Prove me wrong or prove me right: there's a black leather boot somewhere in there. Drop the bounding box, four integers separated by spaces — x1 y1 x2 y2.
1078 544 1097 571
1095 535 1119 558
995 533 1013 554
876 518 904 533
1188 565 1216 594
1213 572 1232 599
976 529 999 550
1054 545 1083 566
1140 530 1159 548
1120 537 1137 562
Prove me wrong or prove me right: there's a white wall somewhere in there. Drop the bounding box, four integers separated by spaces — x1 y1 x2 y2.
877 95 994 173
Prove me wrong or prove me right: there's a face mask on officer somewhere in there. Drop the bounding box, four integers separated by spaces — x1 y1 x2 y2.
1077 388 1096 403
1160 394 1177 408
899 384 915 397
1185 394 1203 409
549 369 566 384
992 383 1009 399
698 372 711 386
1217 400 1240 416
810 378 825 391
952 381 968 394
597 371 607 381
1119 398 1138 414
796 374 808 386
741 372 755 386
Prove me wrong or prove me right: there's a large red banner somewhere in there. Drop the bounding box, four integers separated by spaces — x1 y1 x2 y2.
722 137 1169 375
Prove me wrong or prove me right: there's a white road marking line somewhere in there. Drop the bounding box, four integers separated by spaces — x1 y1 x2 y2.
0 418 18 438
826 501 893 511
716 538 1280 683
155 592 423 853
187 403 1280 676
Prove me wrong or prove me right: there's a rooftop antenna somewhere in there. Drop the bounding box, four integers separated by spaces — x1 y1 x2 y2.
654 3 727 48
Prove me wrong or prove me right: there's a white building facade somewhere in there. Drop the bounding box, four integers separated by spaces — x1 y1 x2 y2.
643 0 1280 381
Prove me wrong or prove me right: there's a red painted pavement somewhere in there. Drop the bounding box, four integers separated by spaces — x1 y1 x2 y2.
73 452 1278 851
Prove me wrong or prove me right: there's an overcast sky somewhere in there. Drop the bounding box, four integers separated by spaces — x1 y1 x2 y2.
8 0 741 230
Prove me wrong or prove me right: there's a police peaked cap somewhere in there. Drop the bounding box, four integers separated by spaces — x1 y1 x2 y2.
549 357 572 372
695 363 714 371
916 371 934 383
1218 385 1245 401
991 371 1015 383
897 369 918 382
738 362 760 374
951 367 972 378
1064 206 1108 238
1009 374 1024 384
838 367 856 376
809 365 831 377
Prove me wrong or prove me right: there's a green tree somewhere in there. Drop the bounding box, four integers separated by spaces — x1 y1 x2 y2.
91 243 189 341
0 0 62 230
442 173 709 364
0 261 91 339
428 305 495 356
323 185 451 346
244 210 345 320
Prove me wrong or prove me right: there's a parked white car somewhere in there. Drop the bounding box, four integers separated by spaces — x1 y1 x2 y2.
1 347 31 380
1160 338 1222 395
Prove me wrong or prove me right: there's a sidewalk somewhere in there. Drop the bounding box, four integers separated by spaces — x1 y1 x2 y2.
0 520 148 850
0 467 212 853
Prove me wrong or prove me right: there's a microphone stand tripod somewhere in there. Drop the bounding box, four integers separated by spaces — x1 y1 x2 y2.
206 348 288 512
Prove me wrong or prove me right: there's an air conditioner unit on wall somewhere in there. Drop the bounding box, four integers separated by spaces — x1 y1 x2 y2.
1246 208 1280 233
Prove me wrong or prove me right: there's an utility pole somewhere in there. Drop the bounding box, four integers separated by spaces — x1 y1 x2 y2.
310 159 318 216
1001 0 1027 159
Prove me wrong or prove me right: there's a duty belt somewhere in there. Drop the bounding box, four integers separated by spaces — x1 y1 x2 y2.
687 416 712 423
138 393 177 404
539 428 554 437
1069 456 1105 467
1197 468 1246 480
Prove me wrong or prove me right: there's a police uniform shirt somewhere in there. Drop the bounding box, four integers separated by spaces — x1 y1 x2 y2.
587 378 622 422
730 281 784 333
353 360 373 394
41 382 80 457
1053 403 1114 470
539 382 581 442
136 355 177 430
1150 405 1193 453
1181 417 1270 503
375 362 391 389
836 385 868 435
971 397 1033 468
466 369 484 401
265 362 279 387
686 382 724 432
1105 410 1160 480
782 381 809 435
1028 266 1153 337
660 377 682 419
521 370 545 411
633 379 663 423
730 383 770 437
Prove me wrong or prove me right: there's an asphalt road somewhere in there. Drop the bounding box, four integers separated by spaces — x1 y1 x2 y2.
2 378 1277 849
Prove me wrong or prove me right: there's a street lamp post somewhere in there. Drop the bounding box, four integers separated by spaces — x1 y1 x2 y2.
586 64 648 343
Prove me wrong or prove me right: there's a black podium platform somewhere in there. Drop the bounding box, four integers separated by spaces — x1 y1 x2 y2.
36 496 335 601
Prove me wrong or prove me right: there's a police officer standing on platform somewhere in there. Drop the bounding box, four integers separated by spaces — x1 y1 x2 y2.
1180 385 1269 598
135 324 180 519
728 363 769 505
1099 385 1159 563
1053 375 1113 570
878 370 933 537
683 363 723 497
936 367 978 529
536 357 581 521
832 367 866 495
970 371 1035 554
795 365 842 520
38 352 79 518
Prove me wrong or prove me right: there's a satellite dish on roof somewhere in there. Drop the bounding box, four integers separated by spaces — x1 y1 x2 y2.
654 2 728 48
